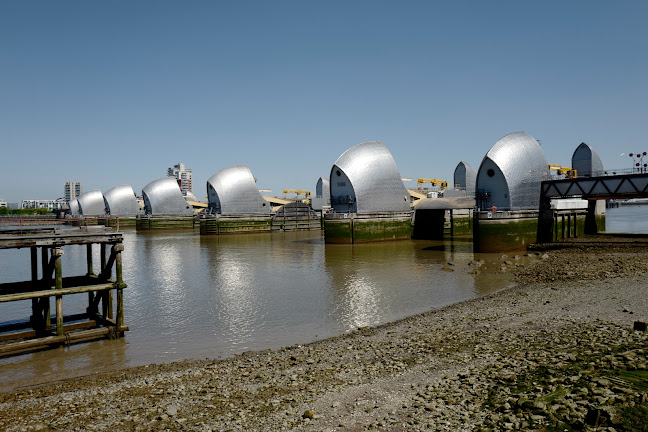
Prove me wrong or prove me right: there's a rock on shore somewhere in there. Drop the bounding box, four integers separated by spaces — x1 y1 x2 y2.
0 238 647 431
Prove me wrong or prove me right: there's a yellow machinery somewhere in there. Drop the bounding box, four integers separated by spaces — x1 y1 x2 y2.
282 190 312 203
283 189 311 198
416 178 449 189
548 164 577 178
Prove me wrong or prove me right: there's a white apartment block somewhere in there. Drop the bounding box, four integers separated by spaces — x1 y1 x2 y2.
21 199 66 211
167 162 193 196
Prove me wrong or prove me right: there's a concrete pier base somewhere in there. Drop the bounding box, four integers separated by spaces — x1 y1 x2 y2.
200 215 273 235
136 217 196 231
97 217 137 228
474 210 539 253
324 212 412 244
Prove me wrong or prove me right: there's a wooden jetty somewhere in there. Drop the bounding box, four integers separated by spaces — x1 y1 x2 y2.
0 232 128 357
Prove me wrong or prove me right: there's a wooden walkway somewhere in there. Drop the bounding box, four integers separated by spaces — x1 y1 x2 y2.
0 232 128 357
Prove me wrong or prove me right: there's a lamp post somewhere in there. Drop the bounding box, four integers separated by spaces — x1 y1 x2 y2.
629 152 648 173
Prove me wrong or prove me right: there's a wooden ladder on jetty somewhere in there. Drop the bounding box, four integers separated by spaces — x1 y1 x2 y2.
0 232 129 357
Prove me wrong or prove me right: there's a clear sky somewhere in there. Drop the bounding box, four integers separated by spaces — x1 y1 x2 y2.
1 1 646 203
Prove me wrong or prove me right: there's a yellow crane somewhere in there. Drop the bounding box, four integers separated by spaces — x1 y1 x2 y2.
283 189 311 197
282 190 312 201
416 178 449 189
548 164 577 178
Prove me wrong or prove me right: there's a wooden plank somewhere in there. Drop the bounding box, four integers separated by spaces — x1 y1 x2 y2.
0 233 123 250
0 275 123 296
0 320 99 342
0 283 116 302
0 328 112 357
0 329 37 342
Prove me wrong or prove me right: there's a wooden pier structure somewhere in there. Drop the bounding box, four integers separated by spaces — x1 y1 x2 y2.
0 232 128 357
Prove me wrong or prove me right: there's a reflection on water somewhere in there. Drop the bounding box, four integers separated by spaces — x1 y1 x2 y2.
1 229 511 391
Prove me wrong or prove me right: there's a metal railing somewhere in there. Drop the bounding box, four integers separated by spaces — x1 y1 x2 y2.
475 209 539 220
324 211 413 220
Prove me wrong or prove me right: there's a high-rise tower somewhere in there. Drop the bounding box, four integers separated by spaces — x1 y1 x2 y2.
64 181 82 203
167 163 193 196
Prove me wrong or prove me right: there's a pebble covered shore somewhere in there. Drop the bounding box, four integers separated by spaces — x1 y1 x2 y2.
0 237 647 431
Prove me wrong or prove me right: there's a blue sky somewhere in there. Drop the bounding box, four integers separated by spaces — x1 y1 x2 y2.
1 1 646 203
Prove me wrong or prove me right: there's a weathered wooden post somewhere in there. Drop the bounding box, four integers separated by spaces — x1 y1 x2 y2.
53 247 64 336
114 243 125 337
86 243 95 317
86 243 94 276
41 247 51 330
100 243 113 320
100 243 106 272
30 247 40 332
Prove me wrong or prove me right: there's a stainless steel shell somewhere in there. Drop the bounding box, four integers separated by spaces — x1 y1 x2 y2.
103 184 142 216
69 199 80 216
316 177 330 200
142 178 193 216
453 161 476 196
329 141 411 213
476 132 549 210
572 142 604 177
312 177 331 211
206 165 271 215
76 190 106 216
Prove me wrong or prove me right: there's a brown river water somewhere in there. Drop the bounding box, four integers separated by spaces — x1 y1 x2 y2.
1 207 643 391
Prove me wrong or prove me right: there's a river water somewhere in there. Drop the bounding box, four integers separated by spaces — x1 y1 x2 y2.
0 206 645 390
605 205 648 233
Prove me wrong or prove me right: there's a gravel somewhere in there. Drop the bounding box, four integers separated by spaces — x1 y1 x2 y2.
1 236 647 431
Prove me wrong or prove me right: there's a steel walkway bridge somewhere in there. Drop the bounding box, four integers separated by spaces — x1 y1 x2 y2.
537 171 648 243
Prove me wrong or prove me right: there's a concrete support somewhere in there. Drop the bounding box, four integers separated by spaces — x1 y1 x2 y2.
536 196 554 244
584 200 598 235
324 214 412 244
411 209 445 240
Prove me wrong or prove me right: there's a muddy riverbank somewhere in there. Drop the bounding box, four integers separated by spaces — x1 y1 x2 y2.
1 237 647 431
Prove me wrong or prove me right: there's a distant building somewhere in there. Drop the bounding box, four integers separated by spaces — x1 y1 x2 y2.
64 181 82 204
0 199 7 208
21 199 66 211
167 162 193 196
